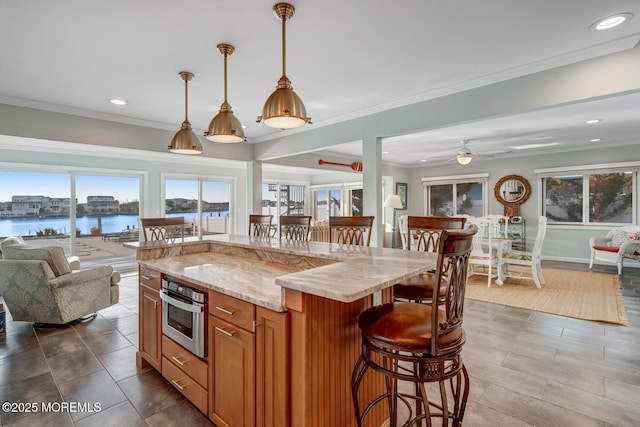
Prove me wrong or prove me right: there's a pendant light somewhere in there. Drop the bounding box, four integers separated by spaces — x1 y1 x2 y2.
168 71 204 154
257 2 311 129
205 44 245 143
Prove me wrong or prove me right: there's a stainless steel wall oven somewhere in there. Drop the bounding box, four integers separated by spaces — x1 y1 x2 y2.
160 278 206 358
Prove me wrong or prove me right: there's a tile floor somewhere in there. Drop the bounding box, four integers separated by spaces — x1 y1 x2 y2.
0 262 638 426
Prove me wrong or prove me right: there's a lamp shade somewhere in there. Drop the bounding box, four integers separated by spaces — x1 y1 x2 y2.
169 123 204 154
384 194 403 210
260 77 309 129
206 102 245 143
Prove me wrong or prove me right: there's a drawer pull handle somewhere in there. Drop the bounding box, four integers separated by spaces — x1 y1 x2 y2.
171 356 186 366
215 306 236 316
140 275 151 280
171 379 185 391
215 326 235 337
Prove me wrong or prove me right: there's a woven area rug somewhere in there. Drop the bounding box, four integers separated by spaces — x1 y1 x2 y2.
465 268 629 325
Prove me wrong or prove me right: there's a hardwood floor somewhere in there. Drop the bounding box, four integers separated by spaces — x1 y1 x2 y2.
0 261 638 426
460 261 640 427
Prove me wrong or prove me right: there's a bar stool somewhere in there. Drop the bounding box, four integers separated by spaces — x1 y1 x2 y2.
279 215 312 241
393 216 466 303
329 216 375 246
249 214 273 237
351 227 476 427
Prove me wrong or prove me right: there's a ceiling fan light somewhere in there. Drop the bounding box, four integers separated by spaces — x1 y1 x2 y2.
457 154 473 165
168 72 204 155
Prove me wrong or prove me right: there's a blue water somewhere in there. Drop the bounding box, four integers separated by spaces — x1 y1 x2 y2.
0 212 228 237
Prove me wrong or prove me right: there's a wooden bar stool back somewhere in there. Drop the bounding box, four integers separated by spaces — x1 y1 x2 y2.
141 217 185 243
394 216 466 303
329 216 375 247
351 227 477 427
279 215 312 241
249 214 273 237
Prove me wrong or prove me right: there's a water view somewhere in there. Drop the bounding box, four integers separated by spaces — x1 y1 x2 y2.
0 212 229 237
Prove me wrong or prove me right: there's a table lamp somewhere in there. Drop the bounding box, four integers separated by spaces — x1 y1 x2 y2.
384 194 403 248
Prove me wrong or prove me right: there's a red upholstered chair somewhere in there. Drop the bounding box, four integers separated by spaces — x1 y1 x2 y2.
351 227 477 427
589 225 640 275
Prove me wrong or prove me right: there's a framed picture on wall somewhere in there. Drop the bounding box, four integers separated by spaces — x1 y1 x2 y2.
396 182 408 210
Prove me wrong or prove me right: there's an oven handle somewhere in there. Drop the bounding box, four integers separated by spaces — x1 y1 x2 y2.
160 291 204 313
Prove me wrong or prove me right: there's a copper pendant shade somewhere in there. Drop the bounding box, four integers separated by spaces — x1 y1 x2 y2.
205 44 245 143
257 3 311 130
168 71 204 154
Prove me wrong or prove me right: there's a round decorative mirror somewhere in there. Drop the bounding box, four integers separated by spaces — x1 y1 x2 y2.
494 174 531 205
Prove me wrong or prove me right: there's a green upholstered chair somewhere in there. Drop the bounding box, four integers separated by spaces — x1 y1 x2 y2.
0 238 119 325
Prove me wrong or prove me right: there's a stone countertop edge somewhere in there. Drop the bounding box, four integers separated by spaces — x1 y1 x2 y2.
133 234 438 307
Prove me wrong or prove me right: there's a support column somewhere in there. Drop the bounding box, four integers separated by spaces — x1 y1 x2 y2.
246 161 263 232
362 136 383 247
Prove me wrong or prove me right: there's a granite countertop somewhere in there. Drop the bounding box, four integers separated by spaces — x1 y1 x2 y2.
136 234 438 312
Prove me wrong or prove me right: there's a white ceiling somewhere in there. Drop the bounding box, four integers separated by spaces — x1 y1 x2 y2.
1 1 639 167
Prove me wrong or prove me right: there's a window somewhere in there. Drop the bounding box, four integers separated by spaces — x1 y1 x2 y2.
0 169 141 270
541 168 635 225
422 174 488 216
262 181 308 227
164 177 231 236
311 183 362 220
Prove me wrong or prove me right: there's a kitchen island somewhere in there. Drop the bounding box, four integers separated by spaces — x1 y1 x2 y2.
133 235 438 427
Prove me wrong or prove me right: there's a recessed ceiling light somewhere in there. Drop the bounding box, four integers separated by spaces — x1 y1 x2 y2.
108 98 127 106
382 151 389 154
590 138 602 142
420 159 427 162
585 119 601 124
591 13 632 31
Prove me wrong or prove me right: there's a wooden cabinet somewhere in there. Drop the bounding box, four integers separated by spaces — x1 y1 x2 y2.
138 266 162 370
209 315 255 427
256 307 290 427
137 267 290 426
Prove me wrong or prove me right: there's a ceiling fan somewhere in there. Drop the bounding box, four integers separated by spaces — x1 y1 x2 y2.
454 139 497 165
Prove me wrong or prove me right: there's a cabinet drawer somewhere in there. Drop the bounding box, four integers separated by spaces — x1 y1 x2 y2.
162 335 208 389
162 356 208 415
139 266 162 290
210 291 255 332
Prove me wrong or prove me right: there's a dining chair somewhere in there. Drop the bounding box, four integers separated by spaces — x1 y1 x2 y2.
279 215 312 241
496 216 547 288
141 217 185 243
249 214 274 237
467 216 499 287
329 216 375 246
393 216 466 303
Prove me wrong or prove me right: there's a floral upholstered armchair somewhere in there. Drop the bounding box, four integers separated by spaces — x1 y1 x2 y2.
0 237 120 325
589 226 640 275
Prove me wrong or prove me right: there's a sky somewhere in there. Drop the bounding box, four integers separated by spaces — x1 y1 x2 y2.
0 172 230 203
